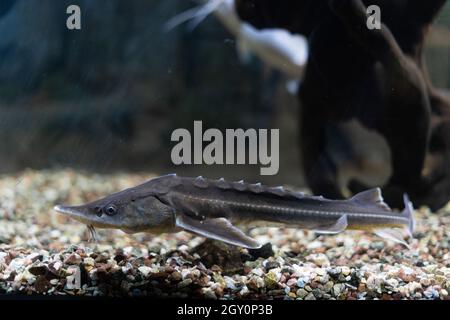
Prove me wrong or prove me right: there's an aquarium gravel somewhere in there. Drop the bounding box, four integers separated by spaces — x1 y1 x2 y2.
0 170 449 299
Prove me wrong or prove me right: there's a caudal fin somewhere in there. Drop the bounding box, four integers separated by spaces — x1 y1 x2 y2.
402 193 415 238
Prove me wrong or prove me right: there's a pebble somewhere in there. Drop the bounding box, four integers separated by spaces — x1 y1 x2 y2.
332 283 345 297
297 279 305 288
385 278 399 289
307 253 330 267
324 281 334 293
239 285 249 296
265 260 280 270
170 271 182 282
203 288 217 299
370 242 385 250
296 288 308 299
138 266 152 277
177 279 192 288
64 253 81 265
420 278 431 287
264 272 279 289
286 278 297 287
367 275 384 292
304 293 316 300
83 257 95 267
341 266 351 276
224 276 237 290
0 169 448 299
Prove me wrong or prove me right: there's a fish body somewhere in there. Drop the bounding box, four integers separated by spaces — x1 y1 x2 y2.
54 174 415 249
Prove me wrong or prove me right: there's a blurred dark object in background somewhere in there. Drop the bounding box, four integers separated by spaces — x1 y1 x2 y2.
236 0 328 36
0 0 449 192
236 0 450 209
0 0 295 179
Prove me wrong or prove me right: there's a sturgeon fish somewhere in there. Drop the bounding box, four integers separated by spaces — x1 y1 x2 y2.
54 174 415 249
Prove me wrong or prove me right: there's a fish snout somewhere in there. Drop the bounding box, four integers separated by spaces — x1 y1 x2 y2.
54 204 76 216
53 204 89 222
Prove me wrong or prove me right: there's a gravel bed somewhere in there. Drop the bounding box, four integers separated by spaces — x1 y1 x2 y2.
0 170 449 299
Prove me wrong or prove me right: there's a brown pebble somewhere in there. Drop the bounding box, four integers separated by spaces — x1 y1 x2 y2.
243 266 252 274
144 259 153 267
382 293 392 300
164 266 175 273
169 271 182 282
398 269 416 282
215 287 224 297
29 265 48 276
392 293 402 300
3 254 12 266
34 276 51 293
196 276 210 287
314 247 327 254
96 268 110 282
114 254 126 263
94 254 109 264
149 272 170 280
247 278 259 291
211 265 222 273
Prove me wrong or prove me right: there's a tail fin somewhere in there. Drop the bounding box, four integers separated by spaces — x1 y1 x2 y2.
402 193 415 238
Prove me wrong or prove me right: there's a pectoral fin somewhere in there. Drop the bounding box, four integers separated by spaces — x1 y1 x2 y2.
314 215 348 235
175 214 261 249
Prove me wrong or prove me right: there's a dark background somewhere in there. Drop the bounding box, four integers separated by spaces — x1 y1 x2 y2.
0 0 449 185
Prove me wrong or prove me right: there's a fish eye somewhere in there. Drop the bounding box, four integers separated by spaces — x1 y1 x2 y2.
104 205 118 216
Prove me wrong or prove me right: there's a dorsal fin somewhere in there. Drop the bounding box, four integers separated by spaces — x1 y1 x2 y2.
350 188 391 211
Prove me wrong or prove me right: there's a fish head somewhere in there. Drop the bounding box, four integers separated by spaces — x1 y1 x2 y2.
54 191 176 234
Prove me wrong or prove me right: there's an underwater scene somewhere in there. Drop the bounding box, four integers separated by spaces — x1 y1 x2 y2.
0 0 449 304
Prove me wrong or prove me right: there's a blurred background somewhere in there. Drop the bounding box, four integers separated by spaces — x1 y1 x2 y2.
0 0 449 186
